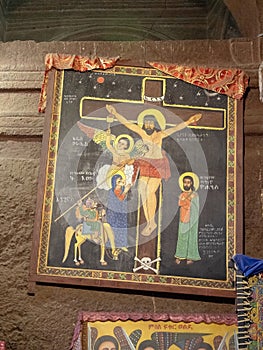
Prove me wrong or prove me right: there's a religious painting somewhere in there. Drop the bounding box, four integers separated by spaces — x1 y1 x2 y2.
70 312 238 350
29 55 247 297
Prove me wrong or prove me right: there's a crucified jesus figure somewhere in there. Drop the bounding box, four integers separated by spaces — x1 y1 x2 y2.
106 104 202 236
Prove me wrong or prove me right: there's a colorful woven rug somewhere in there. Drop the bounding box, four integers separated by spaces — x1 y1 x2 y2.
233 255 263 349
247 274 263 349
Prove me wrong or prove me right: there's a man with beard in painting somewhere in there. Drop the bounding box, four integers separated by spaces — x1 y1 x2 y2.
106 104 202 237
175 174 201 265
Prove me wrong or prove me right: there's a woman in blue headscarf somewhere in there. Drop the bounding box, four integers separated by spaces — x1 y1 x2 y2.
106 174 131 249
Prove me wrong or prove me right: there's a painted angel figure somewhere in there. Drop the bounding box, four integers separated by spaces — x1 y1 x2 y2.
77 120 148 190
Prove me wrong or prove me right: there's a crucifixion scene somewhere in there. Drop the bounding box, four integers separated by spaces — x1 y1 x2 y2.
46 66 231 284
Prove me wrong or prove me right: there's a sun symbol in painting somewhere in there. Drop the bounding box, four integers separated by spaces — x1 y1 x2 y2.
97 76 105 84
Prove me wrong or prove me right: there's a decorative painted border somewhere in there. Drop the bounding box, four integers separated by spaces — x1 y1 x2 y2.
71 312 238 350
37 66 237 293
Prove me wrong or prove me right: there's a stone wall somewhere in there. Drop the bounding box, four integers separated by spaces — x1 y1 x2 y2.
0 1 239 42
0 40 263 350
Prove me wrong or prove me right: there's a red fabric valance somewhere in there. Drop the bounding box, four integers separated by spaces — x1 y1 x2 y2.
148 61 249 100
79 311 237 324
39 54 249 113
38 53 119 113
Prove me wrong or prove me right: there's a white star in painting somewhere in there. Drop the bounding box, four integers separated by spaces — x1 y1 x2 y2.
112 81 116 85
93 86 97 90
128 88 132 92
179 96 184 100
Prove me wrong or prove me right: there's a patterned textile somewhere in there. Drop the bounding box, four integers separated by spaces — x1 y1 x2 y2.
236 271 252 348
38 54 119 113
248 274 263 350
148 62 249 100
233 254 263 348
236 272 263 350
39 56 249 114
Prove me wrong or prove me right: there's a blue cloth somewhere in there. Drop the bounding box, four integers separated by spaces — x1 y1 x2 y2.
106 189 128 248
233 254 263 277
106 175 128 248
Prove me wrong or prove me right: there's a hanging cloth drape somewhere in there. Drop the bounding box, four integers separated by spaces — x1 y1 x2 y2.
38 53 120 113
233 254 263 277
148 62 249 100
38 55 249 113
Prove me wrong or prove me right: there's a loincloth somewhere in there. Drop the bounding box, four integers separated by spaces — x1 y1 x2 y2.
133 155 171 180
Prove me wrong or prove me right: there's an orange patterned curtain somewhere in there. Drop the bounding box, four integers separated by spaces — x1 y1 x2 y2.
148 62 249 100
38 54 119 113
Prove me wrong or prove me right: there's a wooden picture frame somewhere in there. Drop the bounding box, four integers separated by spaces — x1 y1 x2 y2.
70 312 238 350
29 60 244 297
